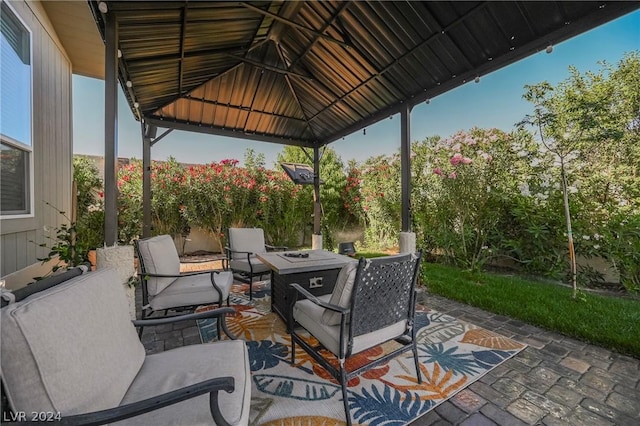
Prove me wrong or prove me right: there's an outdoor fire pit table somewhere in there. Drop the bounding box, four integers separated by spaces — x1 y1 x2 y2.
257 250 353 330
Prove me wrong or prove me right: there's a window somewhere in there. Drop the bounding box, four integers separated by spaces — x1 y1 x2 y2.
1 0 32 217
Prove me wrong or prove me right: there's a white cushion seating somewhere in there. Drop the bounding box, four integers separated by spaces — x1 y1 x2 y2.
228 257 271 275
290 253 422 426
136 234 233 313
118 341 250 425
136 234 181 296
150 270 233 311
227 228 278 300
321 260 358 325
294 295 407 356
1 268 250 425
1 269 145 414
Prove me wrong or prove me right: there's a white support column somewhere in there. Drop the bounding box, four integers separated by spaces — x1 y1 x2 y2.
97 245 136 320
312 234 323 250
399 232 416 254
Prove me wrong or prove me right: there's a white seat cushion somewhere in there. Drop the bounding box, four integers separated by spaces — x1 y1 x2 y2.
150 271 233 311
1 269 145 415
321 260 358 325
294 295 407 357
137 235 181 296
118 340 251 426
229 257 271 275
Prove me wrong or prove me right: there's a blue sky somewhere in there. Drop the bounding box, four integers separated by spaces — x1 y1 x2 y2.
73 10 639 167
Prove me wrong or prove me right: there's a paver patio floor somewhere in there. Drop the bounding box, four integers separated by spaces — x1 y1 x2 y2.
138 266 639 425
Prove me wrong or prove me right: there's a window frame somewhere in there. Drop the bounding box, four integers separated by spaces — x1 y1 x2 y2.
0 0 34 219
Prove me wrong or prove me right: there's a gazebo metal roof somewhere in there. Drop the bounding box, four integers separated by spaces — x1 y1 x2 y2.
89 1 639 149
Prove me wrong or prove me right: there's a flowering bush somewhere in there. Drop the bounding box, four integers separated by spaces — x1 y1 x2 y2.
117 161 144 244
341 160 365 224
412 128 521 270
355 154 401 250
115 156 308 249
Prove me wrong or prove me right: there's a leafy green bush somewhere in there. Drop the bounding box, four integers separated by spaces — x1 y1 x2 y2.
276 146 352 250
73 157 104 251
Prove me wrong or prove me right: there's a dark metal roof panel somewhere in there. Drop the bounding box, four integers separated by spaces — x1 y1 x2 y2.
89 0 640 147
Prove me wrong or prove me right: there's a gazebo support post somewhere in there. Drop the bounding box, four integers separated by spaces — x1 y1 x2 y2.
141 123 154 239
399 104 416 254
312 145 322 250
104 11 118 246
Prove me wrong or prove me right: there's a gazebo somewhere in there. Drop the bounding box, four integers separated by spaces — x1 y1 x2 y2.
61 1 640 249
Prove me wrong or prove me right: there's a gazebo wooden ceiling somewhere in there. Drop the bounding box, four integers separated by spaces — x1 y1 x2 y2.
89 1 639 148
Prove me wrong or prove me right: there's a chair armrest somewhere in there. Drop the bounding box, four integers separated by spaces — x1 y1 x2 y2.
132 307 238 340
289 283 349 315
265 244 287 251
142 270 221 279
51 377 235 426
179 269 225 277
225 248 254 256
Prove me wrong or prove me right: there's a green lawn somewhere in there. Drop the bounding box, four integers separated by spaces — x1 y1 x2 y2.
421 262 640 358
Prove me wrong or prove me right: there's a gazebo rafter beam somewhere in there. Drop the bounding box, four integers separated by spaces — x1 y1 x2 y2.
144 116 316 148
184 96 308 124
289 2 351 71
240 2 352 50
224 53 314 80
177 5 188 96
274 42 318 141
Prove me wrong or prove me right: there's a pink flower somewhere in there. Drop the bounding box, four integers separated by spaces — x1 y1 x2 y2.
450 153 463 166
461 157 473 165
433 167 444 176
448 172 457 179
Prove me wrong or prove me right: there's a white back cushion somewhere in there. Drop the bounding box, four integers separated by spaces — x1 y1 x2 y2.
229 228 266 259
321 260 358 325
1 268 146 415
137 234 181 295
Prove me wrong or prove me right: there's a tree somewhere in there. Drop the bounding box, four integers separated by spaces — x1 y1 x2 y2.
276 146 348 249
520 52 640 296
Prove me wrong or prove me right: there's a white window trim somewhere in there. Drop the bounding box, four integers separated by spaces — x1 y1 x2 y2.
0 0 34 220
0 136 34 219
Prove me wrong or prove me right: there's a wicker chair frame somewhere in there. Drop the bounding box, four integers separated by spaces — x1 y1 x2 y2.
290 252 423 426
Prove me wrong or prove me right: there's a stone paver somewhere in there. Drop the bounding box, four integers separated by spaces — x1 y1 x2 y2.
435 401 468 424
480 403 528 426
560 356 590 374
507 398 546 423
137 281 640 425
451 389 487 413
545 384 583 407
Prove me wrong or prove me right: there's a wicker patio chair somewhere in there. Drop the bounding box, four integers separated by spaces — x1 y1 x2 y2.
224 228 286 300
289 252 422 426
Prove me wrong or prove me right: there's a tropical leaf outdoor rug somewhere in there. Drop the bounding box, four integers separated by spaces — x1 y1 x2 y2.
197 282 525 426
